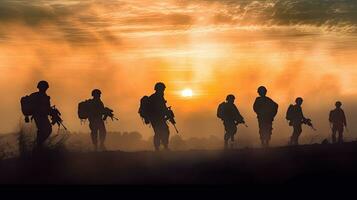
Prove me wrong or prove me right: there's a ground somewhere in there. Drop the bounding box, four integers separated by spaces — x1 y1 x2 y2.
1 142 357 184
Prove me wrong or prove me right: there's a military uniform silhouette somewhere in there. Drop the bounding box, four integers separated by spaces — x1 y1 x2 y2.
329 101 347 144
148 82 170 151
253 86 278 147
217 95 245 149
287 97 307 145
88 89 107 151
31 81 53 148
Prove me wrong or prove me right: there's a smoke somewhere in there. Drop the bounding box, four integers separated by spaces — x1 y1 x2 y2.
0 0 356 148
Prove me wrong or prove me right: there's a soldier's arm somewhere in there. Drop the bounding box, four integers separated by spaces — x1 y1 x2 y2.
301 108 308 121
253 98 259 114
328 111 333 123
47 96 52 115
100 101 106 115
343 110 347 126
235 106 244 123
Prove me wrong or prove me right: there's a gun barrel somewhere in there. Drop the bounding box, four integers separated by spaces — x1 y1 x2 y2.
173 124 179 134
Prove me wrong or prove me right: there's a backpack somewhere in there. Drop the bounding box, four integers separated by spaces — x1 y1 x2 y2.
286 104 295 121
138 96 151 124
20 94 36 116
78 99 92 120
217 102 226 120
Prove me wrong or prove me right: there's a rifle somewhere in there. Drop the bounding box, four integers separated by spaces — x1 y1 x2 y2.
50 106 68 130
103 107 119 121
166 106 179 134
236 120 248 128
303 118 316 131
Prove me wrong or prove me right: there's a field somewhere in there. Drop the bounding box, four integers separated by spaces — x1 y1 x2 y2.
1 141 357 184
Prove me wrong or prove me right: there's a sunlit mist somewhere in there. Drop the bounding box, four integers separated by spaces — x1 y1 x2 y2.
0 0 357 147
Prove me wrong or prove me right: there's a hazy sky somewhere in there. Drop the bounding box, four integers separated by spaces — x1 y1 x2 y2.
0 0 357 146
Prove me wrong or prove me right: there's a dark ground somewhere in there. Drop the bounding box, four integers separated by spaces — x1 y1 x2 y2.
1 142 357 185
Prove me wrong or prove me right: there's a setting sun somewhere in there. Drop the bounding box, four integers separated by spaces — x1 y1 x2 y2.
181 89 194 98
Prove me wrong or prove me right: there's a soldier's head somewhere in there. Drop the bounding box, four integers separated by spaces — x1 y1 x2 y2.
154 82 166 94
226 94 235 103
335 101 342 108
295 97 303 106
257 86 267 97
92 89 102 99
37 80 49 92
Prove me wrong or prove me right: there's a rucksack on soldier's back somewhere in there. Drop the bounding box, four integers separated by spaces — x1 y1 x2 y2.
286 104 294 121
138 96 151 124
20 94 36 116
78 99 92 120
217 102 226 120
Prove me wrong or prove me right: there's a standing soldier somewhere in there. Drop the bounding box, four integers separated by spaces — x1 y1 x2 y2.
21 81 52 149
139 82 174 151
329 101 347 144
286 97 315 145
78 89 117 151
253 86 278 147
88 89 107 151
217 94 245 149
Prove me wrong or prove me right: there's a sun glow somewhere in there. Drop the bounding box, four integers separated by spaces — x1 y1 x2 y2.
181 88 194 98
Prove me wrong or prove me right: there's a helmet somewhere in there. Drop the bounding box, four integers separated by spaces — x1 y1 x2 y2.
154 82 166 91
37 80 49 90
335 101 342 108
92 89 102 97
295 97 303 104
226 94 235 102
257 86 267 96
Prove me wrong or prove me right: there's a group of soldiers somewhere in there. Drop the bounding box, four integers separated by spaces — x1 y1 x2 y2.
21 81 348 151
217 86 348 149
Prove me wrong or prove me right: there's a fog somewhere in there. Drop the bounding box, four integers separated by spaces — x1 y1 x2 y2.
0 0 357 147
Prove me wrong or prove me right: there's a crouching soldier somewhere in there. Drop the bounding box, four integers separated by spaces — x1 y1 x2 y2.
217 94 245 149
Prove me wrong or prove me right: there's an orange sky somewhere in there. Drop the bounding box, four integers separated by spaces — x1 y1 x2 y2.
0 0 357 146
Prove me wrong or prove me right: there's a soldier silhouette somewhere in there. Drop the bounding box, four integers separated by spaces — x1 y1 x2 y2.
20 81 53 149
88 89 107 151
33 81 53 148
286 97 315 145
217 95 245 149
329 101 347 144
145 82 171 151
253 86 278 147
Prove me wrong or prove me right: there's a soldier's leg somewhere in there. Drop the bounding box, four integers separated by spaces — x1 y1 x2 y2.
98 121 107 150
151 123 161 151
161 122 170 150
258 120 265 146
34 116 52 147
295 124 302 145
332 125 337 144
89 122 99 150
338 125 344 143
291 125 299 145
231 126 237 148
265 123 273 147
224 132 229 149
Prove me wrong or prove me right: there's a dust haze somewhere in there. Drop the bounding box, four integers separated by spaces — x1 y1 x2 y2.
0 0 357 148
